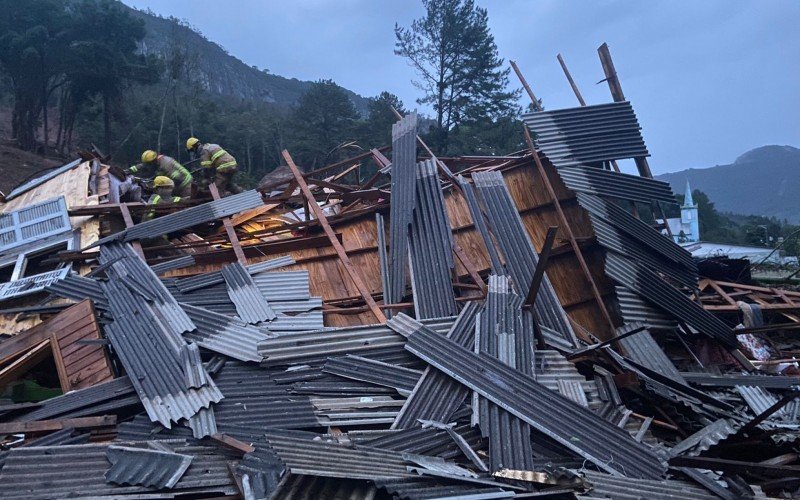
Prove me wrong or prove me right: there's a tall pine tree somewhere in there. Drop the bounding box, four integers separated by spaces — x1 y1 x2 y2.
395 0 519 154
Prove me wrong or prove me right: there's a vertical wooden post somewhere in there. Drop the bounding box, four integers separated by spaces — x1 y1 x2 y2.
556 54 586 106
209 183 247 265
118 204 145 260
525 127 617 332
509 61 543 111
283 150 387 323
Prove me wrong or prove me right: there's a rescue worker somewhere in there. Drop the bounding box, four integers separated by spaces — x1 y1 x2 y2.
141 176 185 223
127 150 193 199
185 137 243 196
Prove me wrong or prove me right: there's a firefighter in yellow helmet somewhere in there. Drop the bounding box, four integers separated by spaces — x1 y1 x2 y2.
127 150 193 199
185 137 243 196
141 176 186 223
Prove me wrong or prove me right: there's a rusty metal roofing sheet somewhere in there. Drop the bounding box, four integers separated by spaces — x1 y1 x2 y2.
105 445 193 489
393 303 480 429
523 101 649 168
557 166 675 204
387 112 418 307
605 253 736 348
182 303 271 362
322 355 422 396
0 442 238 499
102 279 222 427
91 189 265 247
472 171 577 347
388 313 666 479
221 262 276 323
409 160 458 319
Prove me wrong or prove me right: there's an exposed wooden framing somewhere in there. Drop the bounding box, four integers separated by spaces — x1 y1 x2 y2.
0 415 117 434
226 203 279 229
526 226 558 305
50 333 70 392
211 433 256 454
702 278 738 306
524 127 616 331
283 149 386 323
118 203 145 259
556 54 586 106
0 340 51 389
209 183 247 265
509 60 543 111
453 242 486 296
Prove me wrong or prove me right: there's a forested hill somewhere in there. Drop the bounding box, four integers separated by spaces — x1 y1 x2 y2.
658 145 800 223
123 4 369 113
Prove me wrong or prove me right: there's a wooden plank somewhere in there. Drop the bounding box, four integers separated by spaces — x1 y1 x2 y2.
453 242 486 296
212 433 256 454
525 226 558 305
119 203 145 259
509 60 542 111
525 127 616 332
209 183 247 265
706 279 738 306
556 54 586 106
0 340 51 389
0 415 116 434
67 358 113 388
50 334 71 393
283 150 386 323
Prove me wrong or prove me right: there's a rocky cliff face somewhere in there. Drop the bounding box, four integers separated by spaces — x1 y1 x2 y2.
125 5 369 113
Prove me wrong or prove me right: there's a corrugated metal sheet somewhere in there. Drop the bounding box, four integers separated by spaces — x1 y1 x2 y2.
322 355 422 396
221 262 276 323
615 286 679 331
576 193 695 270
212 361 320 431
4 159 82 201
15 376 136 422
0 428 89 471
615 326 686 385
472 171 577 347
683 372 800 389
668 418 740 458
105 445 193 488
580 470 716 499
100 242 195 335
0 196 71 257
253 270 311 301
523 101 649 168
389 313 666 479
265 433 416 480
91 189 265 247
258 317 456 367
376 478 512 500
186 406 218 439
393 303 480 429
102 278 222 427
376 212 391 319
150 254 196 275
182 303 271 362
0 443 238 499
174 255 294 292
45 274 108 309
458 175 503 274
269 473 378 500
557 166 675 204
736 386 782 416
387 112 418 307
409 160 458 319
605 253 736 347
180 342 209 388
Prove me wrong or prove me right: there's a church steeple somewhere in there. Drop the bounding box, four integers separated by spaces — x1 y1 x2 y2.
683 179 696 208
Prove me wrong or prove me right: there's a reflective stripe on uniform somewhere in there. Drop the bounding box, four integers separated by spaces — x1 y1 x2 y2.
201 161 212 167
170 170 182 179
216 160 237 172
129 165 139 173
210 149 227 162
178 175 192 189
150 195 162 204
172 196 182 203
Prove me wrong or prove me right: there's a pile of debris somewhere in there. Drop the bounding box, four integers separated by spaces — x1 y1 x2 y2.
1 49 799 499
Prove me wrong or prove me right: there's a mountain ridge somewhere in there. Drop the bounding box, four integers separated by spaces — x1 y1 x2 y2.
658 145 800 223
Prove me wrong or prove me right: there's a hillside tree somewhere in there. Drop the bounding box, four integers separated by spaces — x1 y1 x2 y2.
395 0 519 153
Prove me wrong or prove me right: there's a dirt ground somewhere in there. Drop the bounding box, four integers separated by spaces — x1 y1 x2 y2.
0 141 64 198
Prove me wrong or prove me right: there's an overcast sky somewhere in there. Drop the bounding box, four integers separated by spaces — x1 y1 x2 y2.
123 0 799 174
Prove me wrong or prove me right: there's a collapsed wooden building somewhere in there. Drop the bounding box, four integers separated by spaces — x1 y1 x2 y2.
0 46 799 499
